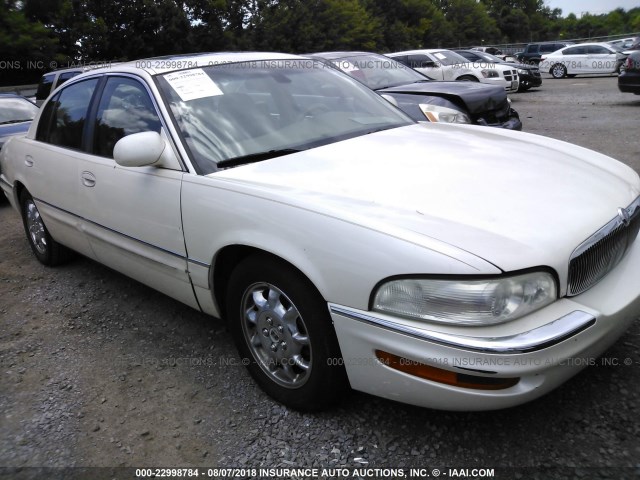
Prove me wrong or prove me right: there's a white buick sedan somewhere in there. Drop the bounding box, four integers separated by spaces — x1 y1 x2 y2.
1 53 639 411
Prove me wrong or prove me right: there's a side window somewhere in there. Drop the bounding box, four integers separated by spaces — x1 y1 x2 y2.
587 46 610 54
37 78 99 150
36 73 55 101
391 55 409 66
56 71 80 88
93 77 162 158
540 44 560 53
408 55 432 68
563 46 586 55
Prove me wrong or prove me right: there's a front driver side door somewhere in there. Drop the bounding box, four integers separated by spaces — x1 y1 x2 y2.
78 75 199 309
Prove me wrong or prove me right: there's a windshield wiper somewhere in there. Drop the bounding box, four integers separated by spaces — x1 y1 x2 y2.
216 148 302 169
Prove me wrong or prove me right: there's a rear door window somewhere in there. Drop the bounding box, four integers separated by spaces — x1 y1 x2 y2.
36 78 99 150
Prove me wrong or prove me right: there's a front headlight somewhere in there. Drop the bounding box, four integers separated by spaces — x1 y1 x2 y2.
517 68 528 75
481 69 500 78
372 271 557 326
419 104 471 124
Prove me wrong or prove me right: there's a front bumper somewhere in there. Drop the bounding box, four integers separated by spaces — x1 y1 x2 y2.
329 237 640 411
479 77 519 93
476 107 522 131
518 72 542 89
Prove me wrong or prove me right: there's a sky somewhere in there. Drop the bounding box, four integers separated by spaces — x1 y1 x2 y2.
544 0 639 16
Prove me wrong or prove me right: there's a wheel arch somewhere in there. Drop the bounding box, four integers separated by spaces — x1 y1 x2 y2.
211 244 327 322
455 74 480 82
12 181 27 209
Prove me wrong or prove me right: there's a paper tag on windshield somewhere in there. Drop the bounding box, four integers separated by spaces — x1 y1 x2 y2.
164 69 223 101
434 53 446 60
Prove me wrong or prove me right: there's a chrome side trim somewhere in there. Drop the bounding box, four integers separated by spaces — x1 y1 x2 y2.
188 258 211 268
329 304 596 354
34 197 211 268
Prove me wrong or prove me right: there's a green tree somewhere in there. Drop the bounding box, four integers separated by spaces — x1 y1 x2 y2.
252 0 380 52
436 0 500 46
0 0 58 85
364 0 450 51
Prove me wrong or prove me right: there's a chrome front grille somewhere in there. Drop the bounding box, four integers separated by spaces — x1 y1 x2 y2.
503 70 518 82
567 197 640 296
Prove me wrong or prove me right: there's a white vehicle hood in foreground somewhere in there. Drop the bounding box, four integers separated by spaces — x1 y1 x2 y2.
212 124 640 280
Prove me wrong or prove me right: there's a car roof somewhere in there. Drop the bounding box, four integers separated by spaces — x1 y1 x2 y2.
561 42 614 48
389 49 449 55
308 51 382 60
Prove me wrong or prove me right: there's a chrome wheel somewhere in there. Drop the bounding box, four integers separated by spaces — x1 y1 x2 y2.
25 199 48 255
241 282 312 388
551 64 567 78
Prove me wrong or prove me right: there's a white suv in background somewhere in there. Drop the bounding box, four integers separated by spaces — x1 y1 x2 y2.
388 49 519 93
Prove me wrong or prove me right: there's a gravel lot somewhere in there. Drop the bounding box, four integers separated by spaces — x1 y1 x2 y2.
1 73 639 480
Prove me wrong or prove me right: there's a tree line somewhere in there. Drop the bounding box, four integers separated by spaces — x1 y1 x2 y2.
1 0 639 85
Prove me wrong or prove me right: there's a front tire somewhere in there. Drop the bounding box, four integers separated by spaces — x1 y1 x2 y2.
457 75 479 82
550 64 567 79
20 190 73 266
226 254 349 411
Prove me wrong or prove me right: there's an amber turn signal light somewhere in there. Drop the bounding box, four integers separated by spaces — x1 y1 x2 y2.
375 350 519 391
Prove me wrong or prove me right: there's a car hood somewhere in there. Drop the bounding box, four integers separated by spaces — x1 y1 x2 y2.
0 121 31 137
378 81 507 114
502 62 537 70
212 124 640 276
0 122 31 148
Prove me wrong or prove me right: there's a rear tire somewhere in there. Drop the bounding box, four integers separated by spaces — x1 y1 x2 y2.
226 253 349 411
20 190 73 266
550 64 567 79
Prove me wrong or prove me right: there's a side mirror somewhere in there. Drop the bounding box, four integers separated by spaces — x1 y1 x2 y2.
114 131 166 168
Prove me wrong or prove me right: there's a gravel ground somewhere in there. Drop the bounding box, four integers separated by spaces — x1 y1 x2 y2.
1 74 639 480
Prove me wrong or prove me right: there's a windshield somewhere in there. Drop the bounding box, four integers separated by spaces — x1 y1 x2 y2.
430 50 470 66
0 97 38 124
328 54 427 90
157 60 412 174
474 52 505 63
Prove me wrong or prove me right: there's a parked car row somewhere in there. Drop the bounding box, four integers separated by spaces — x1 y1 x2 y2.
2 51 640 412
608 36 639 50
387 49 521 93
452 49 542 91
308 52 521 129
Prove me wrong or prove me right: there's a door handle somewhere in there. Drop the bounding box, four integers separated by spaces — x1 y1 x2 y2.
25 155 34 167
81 171 96 188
